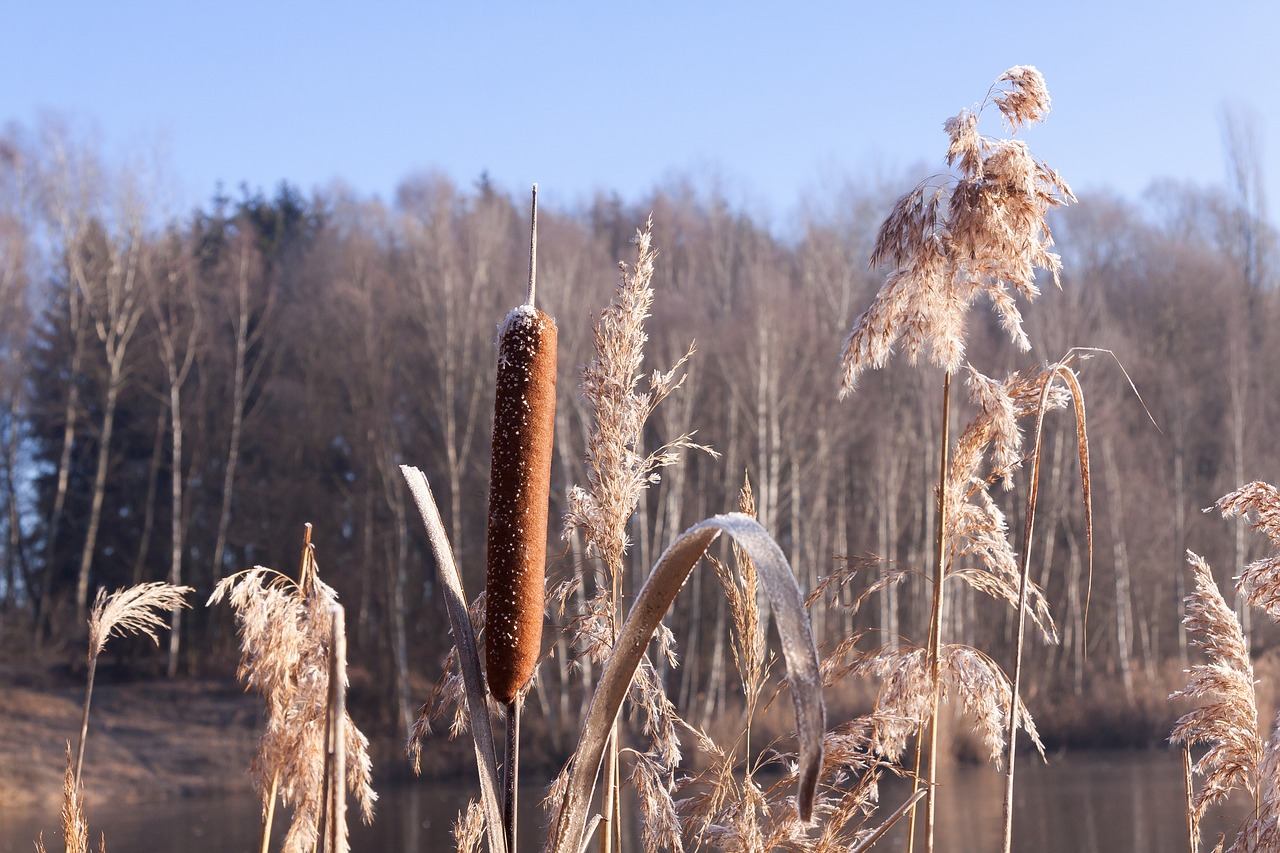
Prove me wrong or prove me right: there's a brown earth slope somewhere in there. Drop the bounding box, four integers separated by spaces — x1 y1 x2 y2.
1 663 261 809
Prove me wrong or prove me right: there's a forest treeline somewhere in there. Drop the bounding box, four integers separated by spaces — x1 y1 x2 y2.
0 121 1276 746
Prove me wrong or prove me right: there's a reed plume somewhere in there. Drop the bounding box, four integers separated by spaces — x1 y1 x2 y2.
839 65 1073 398
1171 552 1260 852
558 216 707 853
837 66 1075 853
42 582 186 853
209 527 375 853
76 581 192 788
1173 482 1280 852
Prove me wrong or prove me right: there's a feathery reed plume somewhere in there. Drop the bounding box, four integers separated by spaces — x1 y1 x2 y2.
455 800 487 853
1172 482 1280 852
1171 552 1261 852
838 67 1074 853
839 66 1073 397
209 527 375 853
1218 482 1280 620
715 476 766 716
559 216 708 853
76 581 192 788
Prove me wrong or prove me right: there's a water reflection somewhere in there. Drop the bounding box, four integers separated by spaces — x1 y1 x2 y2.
0 750 1254 852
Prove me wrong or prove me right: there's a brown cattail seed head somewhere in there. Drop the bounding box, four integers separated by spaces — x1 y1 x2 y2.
485 305 557 703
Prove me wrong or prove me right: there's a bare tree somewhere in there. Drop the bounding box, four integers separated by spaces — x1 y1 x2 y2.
209 231 273 586
147 237 204 675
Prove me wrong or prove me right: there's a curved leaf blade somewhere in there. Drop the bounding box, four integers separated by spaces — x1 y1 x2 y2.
549 512 825 853
401 465 507 853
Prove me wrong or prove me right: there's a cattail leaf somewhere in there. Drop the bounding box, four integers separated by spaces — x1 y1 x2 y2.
401 465 507 853
548 512 824 853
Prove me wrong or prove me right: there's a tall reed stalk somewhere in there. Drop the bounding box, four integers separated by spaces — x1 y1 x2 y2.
839 66 1074 853
76 581 192 789
39 580 190 853
921 371 951 852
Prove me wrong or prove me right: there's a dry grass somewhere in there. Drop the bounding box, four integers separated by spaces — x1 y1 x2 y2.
208 528 375 853
556 217 707 853
1171 552 1260 851
836 65 1079 853
76 581 193 787
1175 483 1280 852
36 744 96 853
38 581 191 853
409 70 1092 853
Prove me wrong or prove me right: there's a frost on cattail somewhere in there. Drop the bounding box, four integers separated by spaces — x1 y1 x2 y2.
485 303 557 704
839 66 1074 397
1171 552 1261 852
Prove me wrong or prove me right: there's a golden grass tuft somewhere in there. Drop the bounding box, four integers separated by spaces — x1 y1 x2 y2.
209 529 375 853
1171 552 1260 852
36 743 93 853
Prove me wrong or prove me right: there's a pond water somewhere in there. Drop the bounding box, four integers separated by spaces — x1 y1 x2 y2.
0 749 1252 852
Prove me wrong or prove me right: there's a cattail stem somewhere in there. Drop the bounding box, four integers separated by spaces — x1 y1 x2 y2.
924 370 952 853
526 184 538 307
503 698 521 853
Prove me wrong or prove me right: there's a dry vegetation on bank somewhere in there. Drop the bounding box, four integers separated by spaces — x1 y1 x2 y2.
5 64 1280 853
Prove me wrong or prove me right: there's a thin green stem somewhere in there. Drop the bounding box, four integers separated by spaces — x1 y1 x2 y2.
1002 383 1050 853
73 653 97 789
260 772 279 853
924 371 952 853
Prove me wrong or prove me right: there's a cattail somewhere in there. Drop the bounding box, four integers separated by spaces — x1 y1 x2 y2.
485 196 557 706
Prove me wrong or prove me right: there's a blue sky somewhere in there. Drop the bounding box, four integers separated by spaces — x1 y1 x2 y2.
3 1 1278 228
